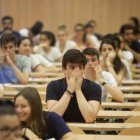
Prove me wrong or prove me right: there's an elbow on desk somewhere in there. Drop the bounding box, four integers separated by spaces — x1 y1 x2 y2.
84 115 96 123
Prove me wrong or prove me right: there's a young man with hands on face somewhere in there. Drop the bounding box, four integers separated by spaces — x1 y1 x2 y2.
46 49 102 123
0 33 31 84
83 48 124 102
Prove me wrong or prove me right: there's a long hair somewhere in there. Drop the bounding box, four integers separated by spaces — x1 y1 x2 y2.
100 38 126 74
14 87 47 138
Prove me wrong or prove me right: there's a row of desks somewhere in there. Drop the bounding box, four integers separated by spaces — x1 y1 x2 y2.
76 134 140 140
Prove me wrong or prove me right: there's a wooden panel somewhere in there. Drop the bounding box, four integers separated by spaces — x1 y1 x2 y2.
0 0 140 35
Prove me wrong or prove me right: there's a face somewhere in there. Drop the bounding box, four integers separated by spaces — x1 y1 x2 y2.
85 55 99 68
1 42 16 59
39 34 51 45
74 26 84 37
18 39 32 56
2 19 13 31
15 96 31 122
100 43 115 58
63 63 84 78
57 31 67 44
0 115 22 140
123 29 134 42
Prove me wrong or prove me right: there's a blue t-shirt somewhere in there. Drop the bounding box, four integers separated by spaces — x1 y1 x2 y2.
44 111 70 139
0 65 18 84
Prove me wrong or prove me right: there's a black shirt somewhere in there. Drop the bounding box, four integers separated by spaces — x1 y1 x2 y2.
46 78 102 122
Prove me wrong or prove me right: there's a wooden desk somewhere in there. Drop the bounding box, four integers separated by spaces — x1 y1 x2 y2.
119 86 140 93
3 84 47 91
108 94 140 100
101 102 140 109
76 134 140 140
122 80 140 85
68 123 140 131
97 110 140 119
28 77 60 83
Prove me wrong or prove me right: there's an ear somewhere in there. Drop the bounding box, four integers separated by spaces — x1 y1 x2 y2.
62 67 66 74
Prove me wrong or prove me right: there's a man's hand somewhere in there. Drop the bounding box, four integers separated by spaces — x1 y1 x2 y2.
75 68 83 92
66 68 78 93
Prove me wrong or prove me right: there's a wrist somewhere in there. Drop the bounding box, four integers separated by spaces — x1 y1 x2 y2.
66 89 73 97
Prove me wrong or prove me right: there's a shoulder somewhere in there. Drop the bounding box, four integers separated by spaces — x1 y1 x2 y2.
16 54 30 61
66 40 77 47
48 78 65 88
83 78 101 89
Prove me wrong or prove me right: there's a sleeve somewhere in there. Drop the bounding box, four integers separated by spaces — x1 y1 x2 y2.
22 56 32 73
35 54 53 67
46 112 70 140
46 81 59 102
88 82 102 103
101 71 117 86
30 55 41 70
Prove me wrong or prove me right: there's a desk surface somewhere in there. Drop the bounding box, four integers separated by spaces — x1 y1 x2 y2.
101 102 140 109
68 123 140 131
76 134 140 140
97 110 140 119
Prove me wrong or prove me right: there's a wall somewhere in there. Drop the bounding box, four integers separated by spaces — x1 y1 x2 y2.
0 0 140 35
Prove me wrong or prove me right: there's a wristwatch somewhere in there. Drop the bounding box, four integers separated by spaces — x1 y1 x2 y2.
101 81 107 86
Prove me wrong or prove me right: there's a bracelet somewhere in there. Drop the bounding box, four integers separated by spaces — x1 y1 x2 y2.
66 90 73 97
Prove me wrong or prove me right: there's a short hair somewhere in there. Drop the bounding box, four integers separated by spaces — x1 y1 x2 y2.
40 31 56 46
84 22 94 30
0 99 16 116
82 48 99 60
119 24 134 35
0 33 17 46
62 49 87 69
1 16 13 23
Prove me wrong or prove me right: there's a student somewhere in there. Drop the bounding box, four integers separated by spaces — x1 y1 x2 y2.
33 31 61 62
120 24 140 63
0 100 22 140
0 33 31 84
55 29 76 55
14 87 75 140
18 36 59 73
0 16 21 39
83 48 124 102
46 49 101 123
99 38 132 85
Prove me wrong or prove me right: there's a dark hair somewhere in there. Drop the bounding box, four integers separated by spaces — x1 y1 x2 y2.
40 31 56 46
2 16 13 23
100 39 126 74
83 48 99 60
84 22 94 30
14 87 47 138
0 32 17 46
130 17 139 28
17 36 32 47
102 34 121 49
0 99 16 116
119 24 134 35
30 21 44 36
62 49 87 69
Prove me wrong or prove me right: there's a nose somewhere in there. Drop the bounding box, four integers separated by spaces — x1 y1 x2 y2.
16 107 22 114
88 60 93 66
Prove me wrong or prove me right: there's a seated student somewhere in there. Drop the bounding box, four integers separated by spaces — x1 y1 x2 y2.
18 37 59 76
0 33 31 84
14 87 75 140
46 49 101 123
99 38 132 85
83 48 124 102
0 100 23 140
55 29 77 55
33 31 62 62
